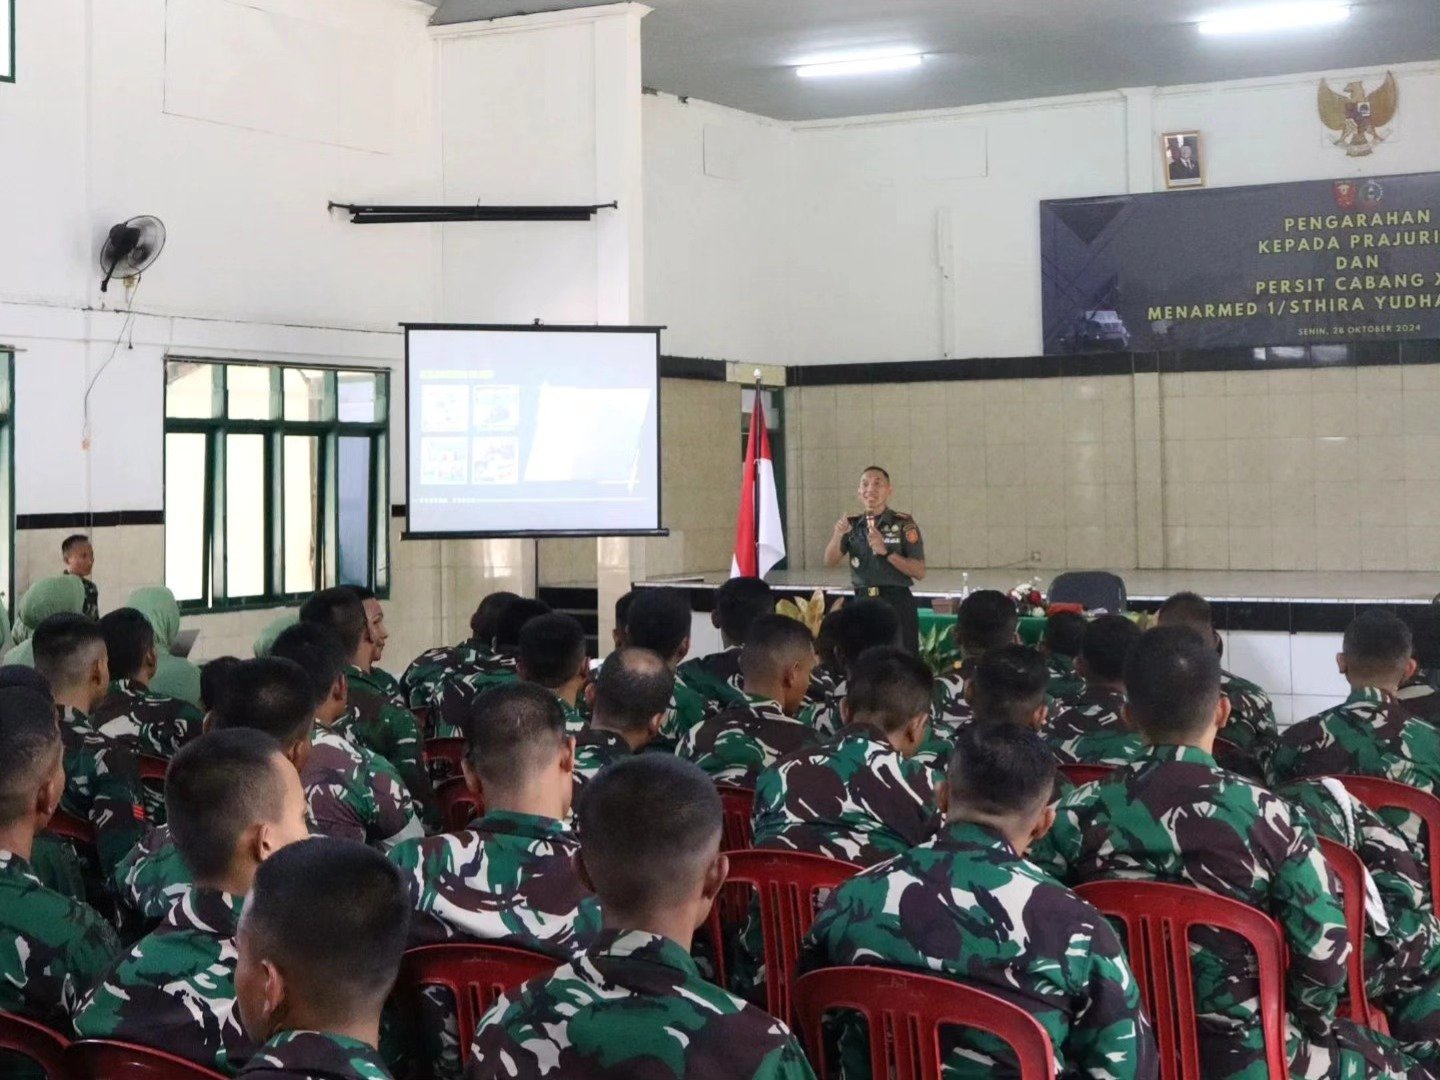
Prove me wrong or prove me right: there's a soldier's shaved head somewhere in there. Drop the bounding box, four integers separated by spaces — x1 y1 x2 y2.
625 589 692 665
970 646 1049 729
33 613 106 696
1125 626 1224 743
1042 611 1087 661
956 591 1018 655
845 646 933 735
576 755 722 916
464 681 569 792
495 598 552 652
714 577 775 645
470 591 520 645
0 686 63 826
298 588 369 658
591 648 672 735
1079 615 1143 685
1156 592 1214 633
832 599 900 674
946 720 1058 820
1342 609 1414 687
740 615 815 683
270 623 349 711
517 613 588 690
210 657 316 753
99 608 156 682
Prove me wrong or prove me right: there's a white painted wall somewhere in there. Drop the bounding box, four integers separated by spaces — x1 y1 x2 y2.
645 60 1440 367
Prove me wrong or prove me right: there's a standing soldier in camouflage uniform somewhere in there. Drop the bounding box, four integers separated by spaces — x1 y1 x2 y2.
300 588 434 826
392 683 601 1080
33 613 145 885
0 684 121 1079
1040 610 1087 701
468 755 815 1080
75 729 312 1073
574 648 672 790
1155 592 1277 779
428 598 551 740
1271 609 1440 845
91 607 205 762
272 625 423 852
1397 605 1440 727
753 647 936 867
1044 614 1144 766
516 613 590 734
932 591 1019 738
1030 627 1425 1079
234 840 408 1080
400 592 521 714
680 615 820 787
801 721 1157 1079
823 465 927 654
678 577 774 710
625 589 713 748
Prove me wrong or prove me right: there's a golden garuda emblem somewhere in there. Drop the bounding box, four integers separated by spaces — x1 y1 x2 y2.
1318 72 1398 157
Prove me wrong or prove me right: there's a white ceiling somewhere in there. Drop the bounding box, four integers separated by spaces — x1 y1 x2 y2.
423 0 1439 121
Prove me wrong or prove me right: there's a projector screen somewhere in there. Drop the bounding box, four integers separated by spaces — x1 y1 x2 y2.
403 325 664 538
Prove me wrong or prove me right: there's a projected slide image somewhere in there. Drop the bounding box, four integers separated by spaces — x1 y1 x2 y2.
524 387 652 484
421 385 470 433
474 386 520 430
420 438 469 485
472 436 520 485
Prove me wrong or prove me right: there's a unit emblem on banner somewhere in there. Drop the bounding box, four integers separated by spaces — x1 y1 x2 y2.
1318 72 1398 157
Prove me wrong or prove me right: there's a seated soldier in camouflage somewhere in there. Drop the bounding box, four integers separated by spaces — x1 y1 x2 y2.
342 585 403 708
1397 603 1440 728
1043 614 1144 766
116 658 319 924
677 576 774 710
1031 626 1427 1080
0 684 120 1078
75 729 311 1074
679 614 820 787
801 721 1157 1079
516 612 590 734
272 623 423 852
200 655 243 714
932 590 1019 736
33 613 145 887
234 839 407 1080
808 598 901 738
401 591 520 714
300 588 433 823
804 607 845 710
1039 609 1087 701
429 597 551 739
1155 591 1277 779
625 589 712 747
1273 610 1440 848
468 755 815 1080
574 647 672 791
609 590 634 650
753 646 936 868
91 608 205 778
1277 777 1440 1073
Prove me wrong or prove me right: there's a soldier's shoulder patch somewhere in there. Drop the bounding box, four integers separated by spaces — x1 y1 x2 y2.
905 526 920 543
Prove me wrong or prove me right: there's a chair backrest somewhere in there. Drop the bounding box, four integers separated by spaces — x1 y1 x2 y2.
1076 880 1288 1080
434 775 483 833
69 1038 227 1079
398 944 557 1067
716 785 756 851
1047 572 1126 614
0 1011 73 1080
1315 837 1375 1026
1057 763 1115 788
708 849 860 1025
136 755 168 784
793 967 1056 1080
44 808 96 847
424 737 467 771
1324 773 1440 906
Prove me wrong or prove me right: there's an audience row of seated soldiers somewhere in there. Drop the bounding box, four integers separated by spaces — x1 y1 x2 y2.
1 574 1440 1078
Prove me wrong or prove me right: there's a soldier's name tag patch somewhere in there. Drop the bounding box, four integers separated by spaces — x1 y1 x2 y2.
850 557 860 568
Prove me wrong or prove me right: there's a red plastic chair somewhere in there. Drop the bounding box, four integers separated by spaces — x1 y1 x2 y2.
1324 774 1440 905
1077 880 1288 1080
716 785 756 851
69 1038 227 1078
398 944 556 1070
706 849 860 1025
435 775 484 832
44 808 96 847
1057 763 1115 787
1316 837 1382 1028
424 737 467 772
136 755 168 784
0 1011 74 1079
793 967 1056 1080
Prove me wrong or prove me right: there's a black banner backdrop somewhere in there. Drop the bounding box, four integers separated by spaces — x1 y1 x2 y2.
1040 171 1440 355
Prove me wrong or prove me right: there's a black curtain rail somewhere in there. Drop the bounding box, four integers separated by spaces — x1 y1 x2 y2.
328 201 617 224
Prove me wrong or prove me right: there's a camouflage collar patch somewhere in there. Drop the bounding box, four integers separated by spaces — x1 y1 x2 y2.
471 808 573 843
1140 743 1217 767
590 928 700 978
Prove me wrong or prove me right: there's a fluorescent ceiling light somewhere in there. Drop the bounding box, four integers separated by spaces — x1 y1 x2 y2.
1198 2 1350 35
795 52 924 78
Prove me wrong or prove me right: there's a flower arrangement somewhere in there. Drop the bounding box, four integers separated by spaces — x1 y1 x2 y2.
1008 577 1047 617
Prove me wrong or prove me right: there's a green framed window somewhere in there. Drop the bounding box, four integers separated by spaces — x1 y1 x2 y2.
164 360 390 612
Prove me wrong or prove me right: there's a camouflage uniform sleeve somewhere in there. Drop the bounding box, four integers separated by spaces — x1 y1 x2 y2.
368 753 425 850
753 1033 819 1080
1066 917 1158 1079
380 703 437 827
1270 811 1349 1034
66 736 145 883
64 907 124 1015
1025 792 1085 881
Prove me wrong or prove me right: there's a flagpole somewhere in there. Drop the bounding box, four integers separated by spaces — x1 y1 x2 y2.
752 370 763 579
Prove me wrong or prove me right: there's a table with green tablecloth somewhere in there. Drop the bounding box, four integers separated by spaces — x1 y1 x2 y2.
918 609 1048 646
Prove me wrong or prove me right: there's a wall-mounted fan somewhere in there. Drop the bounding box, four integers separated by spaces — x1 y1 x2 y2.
99 215 166 292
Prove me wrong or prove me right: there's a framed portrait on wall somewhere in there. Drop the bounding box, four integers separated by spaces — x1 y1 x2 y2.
1 0 13 82
1162 131 1204 188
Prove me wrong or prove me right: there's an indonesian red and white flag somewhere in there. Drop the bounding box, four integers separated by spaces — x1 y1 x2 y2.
731 393 786 579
